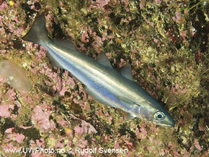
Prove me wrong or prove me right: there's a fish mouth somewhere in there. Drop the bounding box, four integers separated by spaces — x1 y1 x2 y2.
154 118 175 127
163 123 175 127
167 117 175 127
169 121 175 127
155 123 175 127
159 120 175 127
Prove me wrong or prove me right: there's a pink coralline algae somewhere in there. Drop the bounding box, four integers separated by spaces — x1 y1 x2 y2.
0 103 15 118
31 106 56 132
71 114 97 135
89 0 111 10
6 132 25 143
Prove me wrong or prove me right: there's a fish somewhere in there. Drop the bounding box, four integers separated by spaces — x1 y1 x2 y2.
22 14 175 127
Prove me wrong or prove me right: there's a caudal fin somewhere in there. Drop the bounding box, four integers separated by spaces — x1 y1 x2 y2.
22 14 49 44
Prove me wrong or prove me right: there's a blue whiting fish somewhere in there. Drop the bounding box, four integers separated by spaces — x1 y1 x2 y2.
22 14 175 127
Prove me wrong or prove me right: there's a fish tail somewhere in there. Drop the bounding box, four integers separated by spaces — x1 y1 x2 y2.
22 14 49 44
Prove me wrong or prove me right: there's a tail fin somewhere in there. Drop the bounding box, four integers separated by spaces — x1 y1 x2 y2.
22 14 49 44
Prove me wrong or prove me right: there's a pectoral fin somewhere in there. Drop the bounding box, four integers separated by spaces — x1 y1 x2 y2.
125 113 136 121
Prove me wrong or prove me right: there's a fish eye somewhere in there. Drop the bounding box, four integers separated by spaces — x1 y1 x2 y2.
154 112 165 121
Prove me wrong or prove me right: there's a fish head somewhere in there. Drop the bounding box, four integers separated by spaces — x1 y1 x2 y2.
131 100 175 127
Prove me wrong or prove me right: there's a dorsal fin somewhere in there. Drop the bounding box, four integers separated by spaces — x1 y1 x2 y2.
96 52 113 68
120 63 133 81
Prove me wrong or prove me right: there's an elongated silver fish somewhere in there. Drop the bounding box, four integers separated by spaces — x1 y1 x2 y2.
23 15 175 127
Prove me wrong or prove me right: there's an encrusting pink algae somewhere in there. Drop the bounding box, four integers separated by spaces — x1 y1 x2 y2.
0 0 208 156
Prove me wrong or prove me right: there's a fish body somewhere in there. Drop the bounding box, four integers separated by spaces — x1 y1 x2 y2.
23 15 175 127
